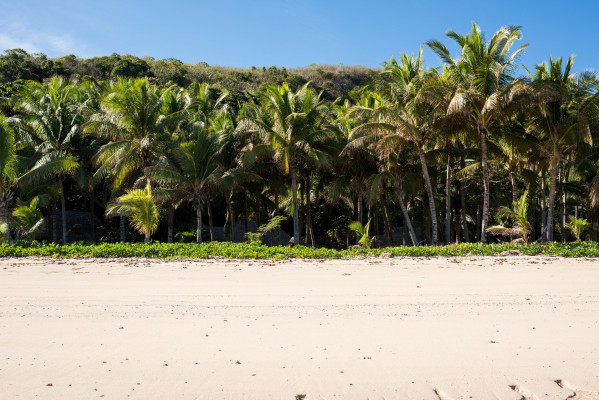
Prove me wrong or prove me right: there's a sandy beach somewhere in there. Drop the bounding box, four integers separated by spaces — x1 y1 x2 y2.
1 256 598 399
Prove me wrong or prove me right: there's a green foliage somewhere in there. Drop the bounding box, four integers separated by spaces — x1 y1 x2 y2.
0 223 7 244
9 197 45 240
487 192 531 243
106 181 160 242
1 241 599 259
245 215 287 244
565 216 589 242
349 219 374 248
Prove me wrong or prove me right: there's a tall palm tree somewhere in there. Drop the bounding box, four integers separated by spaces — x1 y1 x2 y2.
150 124 222 243
354 50 442 245
0 116 17 241
426 23 529 243
241 83 331 245
528 56 598 241
13 77 82 244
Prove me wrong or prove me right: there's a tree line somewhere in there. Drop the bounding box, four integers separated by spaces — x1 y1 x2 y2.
1 23 598 247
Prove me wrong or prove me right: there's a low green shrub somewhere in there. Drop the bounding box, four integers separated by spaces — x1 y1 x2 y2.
0 241 598 259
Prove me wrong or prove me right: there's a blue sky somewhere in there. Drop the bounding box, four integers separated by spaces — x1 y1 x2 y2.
1 0 598 73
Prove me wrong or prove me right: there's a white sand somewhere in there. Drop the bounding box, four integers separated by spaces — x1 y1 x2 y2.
1 256 599 400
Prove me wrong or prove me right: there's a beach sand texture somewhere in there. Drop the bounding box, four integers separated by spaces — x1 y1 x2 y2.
1 256 598 399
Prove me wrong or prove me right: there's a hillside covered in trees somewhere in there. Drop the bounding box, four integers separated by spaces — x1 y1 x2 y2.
0 23 598 248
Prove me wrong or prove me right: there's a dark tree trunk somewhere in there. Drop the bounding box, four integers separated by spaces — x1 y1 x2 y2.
393 181 417 246
458 145 470 242
274 191 280 245
381 191 393 246
445 153 452 244
167 203 174 243
299 174 304 245
418 145 438 245
541 171 547 241
207 199 214 242
196 198 203 243
306 174 315 247
510 171 518 204
120 216 125 243
290 166 299 246
227 196 236 242
547 163 559 241
479 126 490 244
59 177 67 244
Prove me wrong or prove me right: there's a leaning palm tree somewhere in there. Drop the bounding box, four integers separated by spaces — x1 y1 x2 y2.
487 191 531 243
105 180 159 242
354 50 442 244
426 23 529 243
0 116 17 241
13 77 82 244
241 83 331 245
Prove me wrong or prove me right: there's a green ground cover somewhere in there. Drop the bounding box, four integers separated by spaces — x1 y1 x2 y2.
1 241 598 259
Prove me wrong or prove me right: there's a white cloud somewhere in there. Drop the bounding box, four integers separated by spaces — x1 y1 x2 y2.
0 16 86 57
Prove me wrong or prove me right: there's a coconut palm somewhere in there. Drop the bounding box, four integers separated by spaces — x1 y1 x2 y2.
349 219 374 248
106 180 159 242
565 216 589 242
9 197 45 240
241 83 331 245
528 56 598 241
426 23 530 243
487 191 531 243
150 124 222 243
13 77 82 244
0 116 17 241
353 50 442 244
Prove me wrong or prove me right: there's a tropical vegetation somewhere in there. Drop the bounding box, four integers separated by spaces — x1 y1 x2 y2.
0 23 598 251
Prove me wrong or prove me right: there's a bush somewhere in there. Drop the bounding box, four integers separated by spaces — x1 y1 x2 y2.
0 241 598 259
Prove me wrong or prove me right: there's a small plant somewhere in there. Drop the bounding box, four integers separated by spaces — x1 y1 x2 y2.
487 192 531 243
106 180 160 242
565 216 589 242
9 197 45 240
245 215 287 244
0 222 8 243
349 219 374 248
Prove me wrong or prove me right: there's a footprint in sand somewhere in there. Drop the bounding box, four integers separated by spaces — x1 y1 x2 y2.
510 380 599 400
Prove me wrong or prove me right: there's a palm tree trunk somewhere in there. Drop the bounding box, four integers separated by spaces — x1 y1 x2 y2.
561 166 569 243
393 180 417 246
120 216 125 243
207 199 214 241
290 166 299 246
0 193 11 242
547 163 559 242
479 127 490 244
541 171 547 241
59 177 67 244
226 195 236 242
381 191 393 246
196 198 203 243
243 192 248 234
445 154 452 244
417 145 438 245
510 172 518 204
274 191 280 245
306 174 315 247
167 204 174 243
458 144 470 243
357 193 363 225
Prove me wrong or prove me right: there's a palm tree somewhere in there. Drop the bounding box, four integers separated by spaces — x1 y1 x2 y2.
487 191 531 243
528 56 598 241
106 180 159 242
426 23 529 243
88 78 186 190
13 77 82 244
565 216 589 242
150 124 222 243
241 83 331 245
0 116 17 241
354 50 442 244
9 196 45 240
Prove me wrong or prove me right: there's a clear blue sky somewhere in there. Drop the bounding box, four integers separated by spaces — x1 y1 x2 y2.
1 0 598 73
